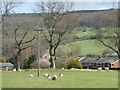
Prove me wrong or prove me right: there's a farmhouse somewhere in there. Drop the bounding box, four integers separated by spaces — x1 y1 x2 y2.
79 57 120 69
0 63 14 71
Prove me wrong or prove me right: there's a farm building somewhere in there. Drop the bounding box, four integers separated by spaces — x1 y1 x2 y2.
0 63 14 71
79 57 120 69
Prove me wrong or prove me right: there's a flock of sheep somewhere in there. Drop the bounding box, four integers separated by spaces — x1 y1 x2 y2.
29 73 63 80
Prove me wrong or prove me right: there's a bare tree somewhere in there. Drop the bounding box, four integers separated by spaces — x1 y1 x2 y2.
95 10 120 59
0 0 21 22
36 2 73 68
5 24 36 71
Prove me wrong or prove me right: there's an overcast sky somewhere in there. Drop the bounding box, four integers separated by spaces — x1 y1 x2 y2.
12 2 118 13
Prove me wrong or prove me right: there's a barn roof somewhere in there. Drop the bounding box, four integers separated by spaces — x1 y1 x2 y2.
80 57 117 64
0 63 14 67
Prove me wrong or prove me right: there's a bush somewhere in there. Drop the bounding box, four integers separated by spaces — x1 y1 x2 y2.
23 59 28 69
55 61 67 69
23 54 37 69
27 54 37 68
67 59 82 69
0 57 6 62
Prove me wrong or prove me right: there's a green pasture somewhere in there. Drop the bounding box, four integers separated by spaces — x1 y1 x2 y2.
1 70 118 88
58 40 107 56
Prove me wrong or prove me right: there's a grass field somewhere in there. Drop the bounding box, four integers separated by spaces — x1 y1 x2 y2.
1 70 118 88
58 40 107 56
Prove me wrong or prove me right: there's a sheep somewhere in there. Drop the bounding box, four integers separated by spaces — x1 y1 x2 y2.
43 73 49 78
61 68 64 70
47 75 52 80
52 75 57 80
13 69 16 71
59 73 63 77
98 67 102 71
105 67 109 71
18 69 21 71
29 73 33 77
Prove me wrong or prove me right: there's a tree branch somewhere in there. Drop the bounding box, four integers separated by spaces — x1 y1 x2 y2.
14 25 20 46
99 39 119 54
21 35 36 44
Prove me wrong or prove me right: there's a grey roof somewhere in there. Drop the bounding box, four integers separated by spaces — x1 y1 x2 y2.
80 57 99 63
80 57 117 64
0 63 14 67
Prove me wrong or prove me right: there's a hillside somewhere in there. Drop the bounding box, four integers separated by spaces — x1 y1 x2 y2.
2 9 117 58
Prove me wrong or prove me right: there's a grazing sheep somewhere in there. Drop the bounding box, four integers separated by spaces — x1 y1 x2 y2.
13 69 16 71
59 73 63 77
47 75 52 80
29 73 33 77
52 75 57 80
98 67 102 71
105 67 109 71
61 68 64 70
43 73 49 77
18 69 21 71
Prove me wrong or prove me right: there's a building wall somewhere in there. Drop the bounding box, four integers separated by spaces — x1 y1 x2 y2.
111 60 120 68
0 66 14 70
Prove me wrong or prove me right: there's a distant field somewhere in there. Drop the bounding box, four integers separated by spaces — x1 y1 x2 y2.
58 40 107 56
2 70 118 88
75 30 96 37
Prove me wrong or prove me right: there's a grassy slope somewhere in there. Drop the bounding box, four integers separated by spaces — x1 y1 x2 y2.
58 40 107 56
2 70 118 88
75 30 96 37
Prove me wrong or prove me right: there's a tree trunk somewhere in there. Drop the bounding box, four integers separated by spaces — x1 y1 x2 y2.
49 45 56 69
118 37 120 60
15 61 19 71
50 55 56 69
118 45 120 60
15 52 20 71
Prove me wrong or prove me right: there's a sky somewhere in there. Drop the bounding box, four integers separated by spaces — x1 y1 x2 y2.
12 2 119 13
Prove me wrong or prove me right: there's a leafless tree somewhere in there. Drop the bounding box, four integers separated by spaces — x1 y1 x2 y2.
36 2 74 68
95 10 120 59
5 24 36 71
0 0 21 22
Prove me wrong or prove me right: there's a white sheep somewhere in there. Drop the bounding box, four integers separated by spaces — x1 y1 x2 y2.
18 69 21 71
47 75 52 80
59 73 63 77
43 73 49 77
98 67 102 71
105 67 109 71
52 75 57 80
13 69 16 71
29 73 33 77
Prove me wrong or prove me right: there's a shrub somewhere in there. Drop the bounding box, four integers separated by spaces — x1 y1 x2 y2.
67 58 82 69
0 57 6 62
55 61 67 69
23 59 28 69
27 54 37 68
23 54 37 69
